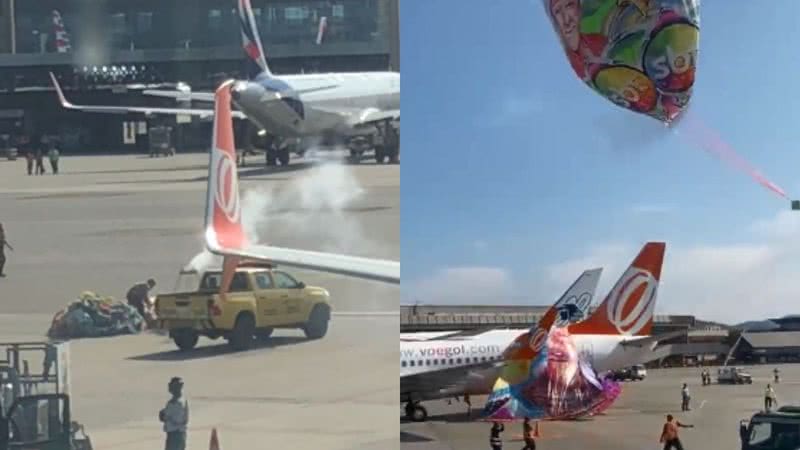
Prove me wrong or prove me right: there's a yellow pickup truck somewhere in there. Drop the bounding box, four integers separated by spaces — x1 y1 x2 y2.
154 263 331 351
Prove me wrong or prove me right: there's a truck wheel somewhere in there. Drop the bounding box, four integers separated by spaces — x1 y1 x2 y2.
303 305 330 340
256 327 274 340
172 329 198 352
230 313 255 351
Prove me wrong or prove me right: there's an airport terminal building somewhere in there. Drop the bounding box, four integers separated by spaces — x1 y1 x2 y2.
401 305 800 368
0 0 399 152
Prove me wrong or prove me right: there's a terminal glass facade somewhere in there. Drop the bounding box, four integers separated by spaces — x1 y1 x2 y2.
9 0 388 54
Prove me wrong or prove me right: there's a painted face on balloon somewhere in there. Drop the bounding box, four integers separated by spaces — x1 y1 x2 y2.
551 0 581 51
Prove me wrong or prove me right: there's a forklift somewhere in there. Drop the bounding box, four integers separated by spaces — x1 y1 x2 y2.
0 342 92 450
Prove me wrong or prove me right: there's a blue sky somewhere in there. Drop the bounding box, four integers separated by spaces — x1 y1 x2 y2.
400 0 800 323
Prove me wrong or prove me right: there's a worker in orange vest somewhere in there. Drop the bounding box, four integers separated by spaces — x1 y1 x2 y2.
660 414 694 450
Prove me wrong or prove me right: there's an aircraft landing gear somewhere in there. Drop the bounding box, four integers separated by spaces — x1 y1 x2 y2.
265 139 292 167
375 119 399 164
405 401 428 422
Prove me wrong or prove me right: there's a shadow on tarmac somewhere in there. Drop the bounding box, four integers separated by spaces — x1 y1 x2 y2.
401 410 477 424
400 431 435 443
128 336 309 361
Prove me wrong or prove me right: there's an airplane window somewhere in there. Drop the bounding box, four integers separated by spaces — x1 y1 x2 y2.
481 356 487 362
433 360 438 365
409 361 415 367
449 359 453 365
401 361 406 367
456 358 462 364
425 360 430 366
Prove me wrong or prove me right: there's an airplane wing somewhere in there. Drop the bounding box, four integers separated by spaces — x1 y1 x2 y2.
142 90 215 103
401 361 503 398
143 84 340 103
206 79 399 284
313 106 400 128
49 72 247 119
400 328 504 342
354 108 400 126
619 329 689 350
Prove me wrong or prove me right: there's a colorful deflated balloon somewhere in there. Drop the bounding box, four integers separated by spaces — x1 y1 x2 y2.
481 327 622 422
543 0 699 124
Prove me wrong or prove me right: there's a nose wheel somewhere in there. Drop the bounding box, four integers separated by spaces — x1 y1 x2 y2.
405 402 428 422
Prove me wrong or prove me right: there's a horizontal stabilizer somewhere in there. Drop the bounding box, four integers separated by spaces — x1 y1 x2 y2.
50 72 246 119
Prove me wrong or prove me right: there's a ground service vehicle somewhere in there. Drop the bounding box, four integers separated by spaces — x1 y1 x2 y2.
609 365 647 381
718 367 753 384
0 342 92 450
148 125 174 157
155 262 332 351
740 406 800 450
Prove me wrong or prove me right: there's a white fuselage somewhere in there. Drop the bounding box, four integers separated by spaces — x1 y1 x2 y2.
233 71 399 139
400 329 653 401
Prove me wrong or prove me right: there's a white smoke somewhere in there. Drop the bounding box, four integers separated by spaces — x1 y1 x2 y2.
241 153 376 255
185 248 221 273
185 151 380 274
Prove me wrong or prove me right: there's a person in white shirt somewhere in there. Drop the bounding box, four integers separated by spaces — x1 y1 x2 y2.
764 384 777 412
159 377 189 450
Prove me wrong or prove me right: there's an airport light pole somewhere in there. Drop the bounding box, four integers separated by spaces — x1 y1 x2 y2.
9 0 14 54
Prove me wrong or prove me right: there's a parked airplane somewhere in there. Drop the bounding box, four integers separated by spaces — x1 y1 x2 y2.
400 242 673 422
400 268 602 421
203 79 399 285
49 0 399 166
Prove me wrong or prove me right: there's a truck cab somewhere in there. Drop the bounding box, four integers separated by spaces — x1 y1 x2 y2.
155 262 332 351
740 407 800 450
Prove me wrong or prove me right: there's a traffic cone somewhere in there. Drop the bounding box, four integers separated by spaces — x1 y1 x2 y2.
533 421 541 438
209 427 220 450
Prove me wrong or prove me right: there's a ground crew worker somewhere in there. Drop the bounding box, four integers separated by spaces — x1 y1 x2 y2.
24 151 33 175
0 223 11 277
522 418 536 450
159 377 188 450
126 279 156 317
764 384 777 411
681 383 691 411
34 148 45 175
660 414 693 450
47 144 60 175
773 367 780 383
490 422 504 450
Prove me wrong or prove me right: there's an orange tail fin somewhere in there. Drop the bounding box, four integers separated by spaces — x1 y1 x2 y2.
206 80 247 254
568 242 665 336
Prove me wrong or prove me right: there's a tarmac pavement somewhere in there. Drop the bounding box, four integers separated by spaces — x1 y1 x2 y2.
401 364 800 450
